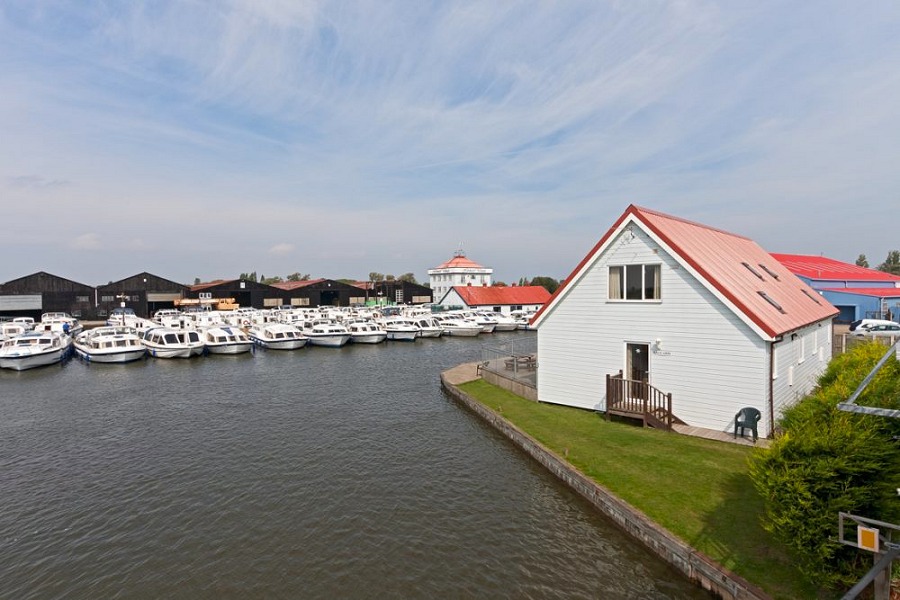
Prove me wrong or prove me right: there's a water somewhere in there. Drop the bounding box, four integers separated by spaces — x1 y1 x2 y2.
0 333 709 599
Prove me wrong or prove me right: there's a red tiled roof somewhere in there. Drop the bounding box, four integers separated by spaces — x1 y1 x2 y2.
823 287 900 298
450 285 551 306
532 205 838 339
432 255 488 270
771 253 900 282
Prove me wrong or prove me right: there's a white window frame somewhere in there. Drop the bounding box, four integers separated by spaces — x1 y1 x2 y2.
608 264 662 302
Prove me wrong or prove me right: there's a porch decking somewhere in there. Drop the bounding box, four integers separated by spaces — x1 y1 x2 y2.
605 372 683 431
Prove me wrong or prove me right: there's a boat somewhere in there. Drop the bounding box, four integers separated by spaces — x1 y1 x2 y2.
303 321 352 347
248 323 308 350
12 317 35 331
73 326 146 363
409 315 444 338
478 311 518 332
141 327 204 359
0 322 29 342
35 312 83 336
0 330 72 371
202 326 253 355
435 316 483 337
106 307 156 332
346 321 387 344
381 318 419 342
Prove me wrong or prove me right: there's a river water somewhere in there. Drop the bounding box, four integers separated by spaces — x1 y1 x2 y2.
0 332 709 599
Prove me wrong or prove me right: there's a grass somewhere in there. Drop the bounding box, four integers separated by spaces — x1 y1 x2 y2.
458 379 822 600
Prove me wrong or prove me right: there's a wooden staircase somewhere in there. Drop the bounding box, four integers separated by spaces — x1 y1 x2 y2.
605 371 684 431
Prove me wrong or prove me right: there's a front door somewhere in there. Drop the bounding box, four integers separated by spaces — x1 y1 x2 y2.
626 343 650 400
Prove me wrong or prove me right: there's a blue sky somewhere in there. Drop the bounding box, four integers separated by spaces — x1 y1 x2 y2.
2 1 899 286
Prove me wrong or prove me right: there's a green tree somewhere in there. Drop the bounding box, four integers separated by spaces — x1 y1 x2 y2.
397 272 418 284
193 277 201 285
748 344 900 588
286 272 310 282
492 281 507 287
261 275 283 285
385 274 396 282
368 272 384 283
529 276 560 294
877 250 900 275
239 271 258 283
855 254 869 268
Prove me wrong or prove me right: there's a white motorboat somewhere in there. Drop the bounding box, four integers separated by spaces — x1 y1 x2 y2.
12 317 35 331
248 323 308 350
410 316 444 338
202 326 253 355
35 312 83 336
436 317 483 337
106 308 156 332
346 321 387 344
381 318 419 342
478 311 518 332
141 327 204 359
73 326 146 364
0 322 29 342
0 330 72 371
303 321 352 347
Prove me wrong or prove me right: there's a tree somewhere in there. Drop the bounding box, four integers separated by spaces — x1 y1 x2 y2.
385 274 396 282
530 276 560 294
397 272 418 284
368 272 384 283
261 275 283 285
287 272 310 282
517 277 529 287
877 250 900 275
855 254 869 268
194 277 201 285
239 271 258 283
492 281 507 287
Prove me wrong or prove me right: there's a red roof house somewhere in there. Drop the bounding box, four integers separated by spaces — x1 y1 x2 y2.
533 205 837 438
440 285 550 313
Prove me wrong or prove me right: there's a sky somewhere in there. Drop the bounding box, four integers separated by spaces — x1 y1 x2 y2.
2 1 899 287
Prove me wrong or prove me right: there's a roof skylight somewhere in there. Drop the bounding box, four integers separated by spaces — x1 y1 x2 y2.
742 262 764 280
801 289 822 305
758 264 781 280
757 291 786 314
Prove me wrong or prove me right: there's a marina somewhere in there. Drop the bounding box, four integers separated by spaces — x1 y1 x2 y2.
0 332 708 599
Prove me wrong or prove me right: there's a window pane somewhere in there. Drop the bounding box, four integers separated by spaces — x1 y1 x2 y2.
645 265 660 300
625 265 642 300
608 267 623 300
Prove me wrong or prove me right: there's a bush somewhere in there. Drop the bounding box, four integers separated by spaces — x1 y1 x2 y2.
748 343 900 589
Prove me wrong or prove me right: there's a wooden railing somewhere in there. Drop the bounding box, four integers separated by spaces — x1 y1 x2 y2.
605 371 674 431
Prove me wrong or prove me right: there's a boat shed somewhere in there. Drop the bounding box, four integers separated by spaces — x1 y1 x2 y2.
187 279 284 310
532 205 838 438
271 279 368 308
0 271 98 320
96 272 188 319
352 280 434 306
771 254 900 323
438 285 550 315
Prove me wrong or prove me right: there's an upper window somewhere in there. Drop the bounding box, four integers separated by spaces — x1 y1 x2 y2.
609 264 661 301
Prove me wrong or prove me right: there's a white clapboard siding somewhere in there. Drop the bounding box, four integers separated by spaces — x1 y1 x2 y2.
538 227 773 433
771 321 832 421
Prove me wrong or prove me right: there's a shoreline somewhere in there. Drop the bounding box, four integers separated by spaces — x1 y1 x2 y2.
440 362 769 600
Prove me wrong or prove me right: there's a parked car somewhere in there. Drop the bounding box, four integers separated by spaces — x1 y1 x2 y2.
849 318 897 332
852 323 900 337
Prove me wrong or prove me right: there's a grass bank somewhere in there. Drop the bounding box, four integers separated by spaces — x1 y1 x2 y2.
457 379 819 600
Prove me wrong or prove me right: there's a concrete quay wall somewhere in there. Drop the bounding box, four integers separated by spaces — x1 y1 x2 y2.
440 369 769 600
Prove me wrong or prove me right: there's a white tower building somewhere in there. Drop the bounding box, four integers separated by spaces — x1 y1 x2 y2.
428 250 493 302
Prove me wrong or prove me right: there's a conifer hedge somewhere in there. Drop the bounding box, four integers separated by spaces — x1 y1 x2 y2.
748 343 900 588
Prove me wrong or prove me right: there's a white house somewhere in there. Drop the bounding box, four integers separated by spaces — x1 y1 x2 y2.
438 285 550 315
428 251 493 302
532 205 838 437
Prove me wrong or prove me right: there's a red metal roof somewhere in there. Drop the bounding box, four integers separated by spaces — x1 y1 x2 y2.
823 287 900 298
271 279 327 291
432 255 487 270
533 205 837 339
450 285 551 307
771 253 900 282
190 279 234 291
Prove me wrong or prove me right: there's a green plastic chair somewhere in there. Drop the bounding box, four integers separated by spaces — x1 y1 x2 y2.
734 407 761 442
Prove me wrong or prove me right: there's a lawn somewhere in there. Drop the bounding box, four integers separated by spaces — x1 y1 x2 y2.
457 379 821 600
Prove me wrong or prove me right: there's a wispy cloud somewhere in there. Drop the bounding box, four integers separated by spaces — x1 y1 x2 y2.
71 233 101 250
1 1 898 284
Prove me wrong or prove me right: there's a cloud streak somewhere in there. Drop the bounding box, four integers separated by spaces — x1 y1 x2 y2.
1 1 899 285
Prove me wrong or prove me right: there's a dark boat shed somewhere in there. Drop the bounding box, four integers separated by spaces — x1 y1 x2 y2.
96 272 188 319
0 271 98 320
272 279 369 308
186 279 286 310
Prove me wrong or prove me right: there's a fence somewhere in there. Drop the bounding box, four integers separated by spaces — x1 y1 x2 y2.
480 334 538 389
833 334 899 358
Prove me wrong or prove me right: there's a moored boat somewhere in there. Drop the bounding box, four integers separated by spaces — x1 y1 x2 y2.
346 321 387 344
203 326 253 355
74 326 146 364
141 327 204 359
381 318 419 342
248 323 308 350
303 321 352 347
0 330 72 371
